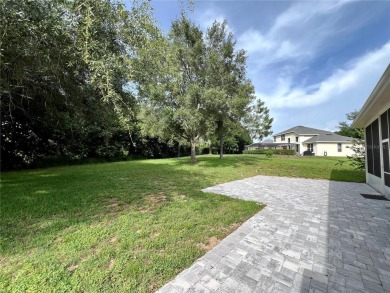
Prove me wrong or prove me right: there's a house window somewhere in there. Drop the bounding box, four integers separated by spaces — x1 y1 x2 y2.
288 138 290 143
274 137 276 142
307 144 313 152
296 137 299 142
281 134 285 141
337 143 342 152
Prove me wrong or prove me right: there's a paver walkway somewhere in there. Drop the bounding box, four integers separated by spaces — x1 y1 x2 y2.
158 176 390 293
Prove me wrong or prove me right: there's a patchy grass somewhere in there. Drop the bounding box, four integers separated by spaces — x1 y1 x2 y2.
0 155 363 292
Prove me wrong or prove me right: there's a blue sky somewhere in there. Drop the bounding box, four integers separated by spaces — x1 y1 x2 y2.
148 0 390 140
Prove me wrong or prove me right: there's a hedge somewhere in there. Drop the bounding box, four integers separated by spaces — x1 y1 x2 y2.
243 149 296 155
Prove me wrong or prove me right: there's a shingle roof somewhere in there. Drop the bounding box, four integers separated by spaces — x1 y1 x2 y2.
302 133 353 143
273 126 332 136
247 139 275 147
261 139 274 144
273 125 353 143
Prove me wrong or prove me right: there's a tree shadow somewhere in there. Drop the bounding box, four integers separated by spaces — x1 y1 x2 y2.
0 157 259 257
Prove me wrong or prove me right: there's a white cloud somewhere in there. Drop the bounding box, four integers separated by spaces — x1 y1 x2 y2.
258 41 390 109
195 8 232 32
237 0 365 66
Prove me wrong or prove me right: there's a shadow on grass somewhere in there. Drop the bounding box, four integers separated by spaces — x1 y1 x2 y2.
328 169 365 183
194 154 268 168
0 157 260 256
0 156 265 291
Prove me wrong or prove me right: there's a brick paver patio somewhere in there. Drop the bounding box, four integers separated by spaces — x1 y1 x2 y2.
158 176 390 292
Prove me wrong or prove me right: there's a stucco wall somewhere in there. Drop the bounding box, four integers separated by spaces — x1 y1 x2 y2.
315 142 354 157
274 133 300 143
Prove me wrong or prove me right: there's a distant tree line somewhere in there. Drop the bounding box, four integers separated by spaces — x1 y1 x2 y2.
1 0 272 170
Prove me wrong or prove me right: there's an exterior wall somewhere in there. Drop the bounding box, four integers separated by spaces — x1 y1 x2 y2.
315 142 354 157
274 133 298 144
274 133 315 154
352 65 390 196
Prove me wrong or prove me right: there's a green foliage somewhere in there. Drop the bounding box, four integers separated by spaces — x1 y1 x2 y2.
135 16 209 164
335 111 364 139
0 0 161 169
265 150 274 157
336 111 365 170
204 20 272 158
243 149 296 155
0 3 273 169
244 99 273 141
347 137 366 170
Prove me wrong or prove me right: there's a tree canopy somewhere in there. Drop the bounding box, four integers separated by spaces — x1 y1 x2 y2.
1 2 272 169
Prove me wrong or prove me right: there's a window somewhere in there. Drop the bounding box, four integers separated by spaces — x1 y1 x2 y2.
337 143 342 152
288 138 290 143
296 137 299 142
307 144 313 152
281 134 285 141
274 137 276 142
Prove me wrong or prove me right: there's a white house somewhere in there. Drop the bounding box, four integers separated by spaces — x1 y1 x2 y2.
273 126 354 156
352 64 390 197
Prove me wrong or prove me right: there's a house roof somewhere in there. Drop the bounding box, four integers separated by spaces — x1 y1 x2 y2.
302 133 353 143
247 139 275 147
274 125 353 143
352 64 390 128
273 126 335 136
261 139 274 144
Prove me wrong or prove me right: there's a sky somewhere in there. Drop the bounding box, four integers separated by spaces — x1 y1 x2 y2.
146 0 390 140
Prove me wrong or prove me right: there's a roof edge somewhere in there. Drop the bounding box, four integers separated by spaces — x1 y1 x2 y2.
352 64 390 128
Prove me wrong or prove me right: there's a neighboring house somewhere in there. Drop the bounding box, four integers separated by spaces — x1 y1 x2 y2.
246 139 278 150
273 126 354 156
352 64 390 197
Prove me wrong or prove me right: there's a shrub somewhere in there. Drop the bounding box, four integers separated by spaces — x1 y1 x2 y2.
265 150 273 157
243 149 295 155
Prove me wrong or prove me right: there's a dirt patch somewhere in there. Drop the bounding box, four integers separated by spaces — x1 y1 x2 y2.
137 193 169 213
148 283 159 293
150 232 160 239
108 258 115 270
109 236 118 244
93 247 100 256
225 222 241 233
67 263 79 272
198 236 219 252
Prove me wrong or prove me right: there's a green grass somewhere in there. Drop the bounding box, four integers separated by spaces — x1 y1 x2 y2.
0 155 364 292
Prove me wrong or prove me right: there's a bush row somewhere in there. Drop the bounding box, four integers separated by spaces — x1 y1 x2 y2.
243 149 296 155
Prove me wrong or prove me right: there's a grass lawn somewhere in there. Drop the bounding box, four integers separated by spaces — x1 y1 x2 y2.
0 155 364 292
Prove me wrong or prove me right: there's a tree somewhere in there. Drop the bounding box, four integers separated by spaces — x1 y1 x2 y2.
336 111 365 170
135 15 208 164
335 110 363 139
204 20 264 159
244 99 273 141
0 0 159 169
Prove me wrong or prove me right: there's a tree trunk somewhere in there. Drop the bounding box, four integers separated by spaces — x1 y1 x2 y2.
219 136 224 159
209 142 212 155
190 139 196 164
177 141 180 159
217 120 224 159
